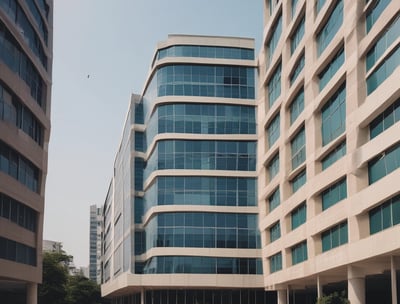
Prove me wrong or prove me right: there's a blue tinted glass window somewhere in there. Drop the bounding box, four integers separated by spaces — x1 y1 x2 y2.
370 98 400 139
145 213 259 251
366 16 399 71
370 195 400 234
322 141 346 170
269 252 282 273
290 54 305 85
368 142 400 184
268 63 282 107
291 127 306 170
366 0 391 33
319 48 345 91
291 17 305 54
143 256 262 274
0 193 37 232
321 221 348 252
270 221 281 242
0 140 39 193
292 170 306 193
269 188 280 212
153 65 255 100
267 114 280 147
291 241 307 265
268 15 282 63
321 84 346 146
291 202 306 230
290 89 304 125
268 153 279 181
157 45 254 60
317 0 343 56
0 21 46 107
367 45 400 95
321 177 347 210
144 177 256 212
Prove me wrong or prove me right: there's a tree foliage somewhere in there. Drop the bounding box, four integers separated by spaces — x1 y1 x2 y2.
38 251 107 304
316 291 350 304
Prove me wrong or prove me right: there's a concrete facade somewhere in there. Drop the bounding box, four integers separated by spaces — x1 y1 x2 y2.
0 1 53 303
258 0 400 303
90 204 103 283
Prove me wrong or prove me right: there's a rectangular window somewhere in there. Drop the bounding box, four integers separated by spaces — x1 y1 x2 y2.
291 241 308 265
290 53 305 85
291 202 306 230
321 177 347 210
366 0 392 33
369 194 400 234
268 63 282 107
321 84 346 146
267 15 282 63
291 170 306 193
366 16 399 71
269 188 280 212
135 132 145 152
291 127 306 170
270 221 281 242
267 114 280 147
290 89 304 125
368 142 400 184
319 48 345 91
370 98 400 139
269 252 282 273
321 221 348 252
291 16 305 54
317 0 343 56
367 45 400 95
268 153 279 181
322 141 346 170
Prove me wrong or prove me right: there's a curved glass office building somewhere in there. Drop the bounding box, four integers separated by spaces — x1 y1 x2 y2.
0 0 53 303
101 35 276 304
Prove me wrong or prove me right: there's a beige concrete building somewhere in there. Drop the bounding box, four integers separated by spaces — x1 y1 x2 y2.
0 0 53 303
258 0 400 303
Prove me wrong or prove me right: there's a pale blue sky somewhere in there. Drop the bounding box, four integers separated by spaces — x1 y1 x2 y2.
45 0 263 267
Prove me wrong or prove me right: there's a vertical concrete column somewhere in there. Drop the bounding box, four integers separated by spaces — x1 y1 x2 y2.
141 288 145 304
317 275 323 299
278 289 288 304
348 266 365 304
27 283 37 304
391 256 398 304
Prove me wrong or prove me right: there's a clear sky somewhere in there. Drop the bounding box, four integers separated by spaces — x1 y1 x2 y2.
45 0 263 267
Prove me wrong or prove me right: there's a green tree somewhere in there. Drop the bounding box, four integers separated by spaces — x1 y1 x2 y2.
66 275 103 304
38 252 71 304
316 291 350 304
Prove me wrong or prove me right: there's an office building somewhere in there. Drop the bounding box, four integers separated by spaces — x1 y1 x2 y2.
258 0 400 303
0 0 53 303
101 34 276 304
90 204 103 283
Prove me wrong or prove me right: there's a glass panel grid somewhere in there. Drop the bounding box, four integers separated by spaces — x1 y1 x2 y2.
290 89 304 125
370 98 400 139
322 141 346 170
269 252 282 273
366 0 392 33
321 84 346 146
267 114 280 147
291 169 306 193
291 127 306 170
270 221 281 242
290 54 305 85
291 202 306 230
321 221 348 252
269 188 280 212
268 63 282 107
267 15 283 63
319 48 345 91
268 153 280 181
291 16 305 55
368 142 400 184
291 241 308 265
317 0 344 56
321 177 347 210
